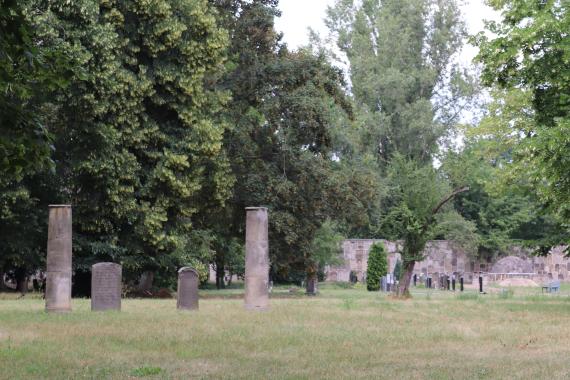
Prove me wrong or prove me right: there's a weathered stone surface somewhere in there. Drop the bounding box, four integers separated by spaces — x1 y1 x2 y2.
491 256 533 274
91 263 122 311
45 205 72 313
177 267 199 311
327 239 570 284
244 207 269 310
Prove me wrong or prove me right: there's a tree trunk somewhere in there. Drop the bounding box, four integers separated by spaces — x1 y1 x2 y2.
397 261 416 297
305 265 318 295
0 268 5 291
15 268 28 294
215 261 225 290
137 271 154 292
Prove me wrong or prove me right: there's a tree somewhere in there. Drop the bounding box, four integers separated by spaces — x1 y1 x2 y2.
366 242 387 291
378 156 470 296
474 0 570 224
310 219 344 281
211 0 373 290
0 0 74 290
19 0 232 288
326 0 474 296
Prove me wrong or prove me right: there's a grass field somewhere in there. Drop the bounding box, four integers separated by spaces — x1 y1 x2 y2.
1 284 570 379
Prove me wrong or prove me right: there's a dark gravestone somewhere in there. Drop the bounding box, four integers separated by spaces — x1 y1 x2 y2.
177 267 199 311
413 274 417 287
447 276 451 291
452 276 456 291
428 277 432 289
460 277 464 292
479 276 484 293
91 263 122 311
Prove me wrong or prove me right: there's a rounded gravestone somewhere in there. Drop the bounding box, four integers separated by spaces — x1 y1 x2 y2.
244 207 269 311
177 267 199 310
91 262 122 311
45 205 72 313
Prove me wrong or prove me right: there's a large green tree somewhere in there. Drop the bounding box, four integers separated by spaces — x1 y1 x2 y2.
14 0 233 288
326 0 474 296
209 0 379 291
474 0 570 224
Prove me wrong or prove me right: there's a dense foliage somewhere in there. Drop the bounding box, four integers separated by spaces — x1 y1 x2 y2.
1 0 567 293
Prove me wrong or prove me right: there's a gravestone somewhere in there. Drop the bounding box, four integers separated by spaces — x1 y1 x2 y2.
306 277 318 295
45 205 72 313
177 267 199 311
381 276 387 292
452 275 456 291
413 274 417 286
479 275 484 293
460 276 464 291
91 263 122 311
244 207 269 310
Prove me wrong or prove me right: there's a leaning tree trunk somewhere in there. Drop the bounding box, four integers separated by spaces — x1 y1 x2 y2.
397 261 416 297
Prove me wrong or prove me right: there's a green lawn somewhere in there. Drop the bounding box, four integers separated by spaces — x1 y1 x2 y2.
1 284 570 379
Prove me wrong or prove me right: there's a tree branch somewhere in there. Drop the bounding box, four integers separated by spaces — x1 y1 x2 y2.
431 186 470 216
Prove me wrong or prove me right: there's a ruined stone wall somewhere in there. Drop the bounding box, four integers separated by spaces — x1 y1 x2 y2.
325 240 569 283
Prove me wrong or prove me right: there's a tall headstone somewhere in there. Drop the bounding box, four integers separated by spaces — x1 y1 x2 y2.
177 267 199 310
413 274 417 287
244 207 269 310
460 276 464 292
452 275 456 291
479 275 484 293
91 263 122 311
45 205 72 313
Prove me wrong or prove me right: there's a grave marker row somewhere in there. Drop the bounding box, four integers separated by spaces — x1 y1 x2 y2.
43 205 269 313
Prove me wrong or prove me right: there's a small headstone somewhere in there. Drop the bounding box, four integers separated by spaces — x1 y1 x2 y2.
91 262 122 311
413 274 417 287
479 275 484 293
452 276 456 291
177 267 199 310
460 276 464 291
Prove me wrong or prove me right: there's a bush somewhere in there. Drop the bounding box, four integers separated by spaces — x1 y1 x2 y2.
366 242 388 291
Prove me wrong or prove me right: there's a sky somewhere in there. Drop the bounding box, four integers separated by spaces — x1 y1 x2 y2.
275 0 500 64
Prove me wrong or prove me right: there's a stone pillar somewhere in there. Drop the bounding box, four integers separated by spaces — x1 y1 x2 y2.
45 205 72 313
460 276 464 292
91 263 122 311
479 275 484 293
244 207 269 310
177 267 199 311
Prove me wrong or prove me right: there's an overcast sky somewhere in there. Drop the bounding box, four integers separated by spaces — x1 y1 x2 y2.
275 0 500 63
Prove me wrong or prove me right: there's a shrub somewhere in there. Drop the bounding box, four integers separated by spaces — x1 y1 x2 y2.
366 242 388 291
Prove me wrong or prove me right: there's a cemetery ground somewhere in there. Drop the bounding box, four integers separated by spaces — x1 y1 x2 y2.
1 284 570 379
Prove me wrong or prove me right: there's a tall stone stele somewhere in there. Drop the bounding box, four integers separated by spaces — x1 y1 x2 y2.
45 205 72 313
244 207 269 311
91 262 122 311
177 267 199 311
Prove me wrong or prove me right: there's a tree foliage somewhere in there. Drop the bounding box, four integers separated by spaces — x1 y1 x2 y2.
474 0 570 224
